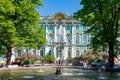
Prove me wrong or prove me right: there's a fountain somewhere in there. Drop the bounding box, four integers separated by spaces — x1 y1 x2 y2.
54 25 64 75
0 67 120 80
55 65 61 75
0 27 120 80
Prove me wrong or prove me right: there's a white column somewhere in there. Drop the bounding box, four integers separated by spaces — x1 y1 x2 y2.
64 46 68 60
72 47 75 58
54 25 57 42
45 46 47 56
45 46 50 55
63 25 66 42
46 25 48 40
54 47 56 59
72 25 74 44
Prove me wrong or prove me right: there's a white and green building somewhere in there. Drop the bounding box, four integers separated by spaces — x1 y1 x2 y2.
39 13 91 60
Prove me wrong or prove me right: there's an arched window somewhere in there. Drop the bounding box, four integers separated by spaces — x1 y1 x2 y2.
57 34 63 42
49 50 51 55
49 35 54 43
83 26 86 30
68 49 72 57
83 49 87 54
76 25 79 30
57 25 60 30
17 49 21 56
57 35 59 42
76 50 79 57
66 34 71 43
83 35 87 44
50 25 54 30
76 34 79 44
66 25 71 30
48 25 54 30
60 35 63 42
40 50 44 57
41 25 45 30
33 49 36 54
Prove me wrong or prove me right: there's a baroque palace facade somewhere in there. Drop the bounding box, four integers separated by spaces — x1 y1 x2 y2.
10 13 91 61
40 13 91 60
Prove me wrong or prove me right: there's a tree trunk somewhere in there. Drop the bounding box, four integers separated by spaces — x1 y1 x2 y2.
108 42 114 69
6 46 12 65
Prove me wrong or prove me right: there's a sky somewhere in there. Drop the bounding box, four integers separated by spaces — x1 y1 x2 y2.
38 0 82 16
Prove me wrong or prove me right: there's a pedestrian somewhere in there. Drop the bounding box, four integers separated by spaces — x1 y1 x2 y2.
85 59 89 68
105 60 109 70
83 60 87 69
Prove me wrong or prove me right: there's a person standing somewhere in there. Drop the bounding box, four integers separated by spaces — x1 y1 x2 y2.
83 60 87 69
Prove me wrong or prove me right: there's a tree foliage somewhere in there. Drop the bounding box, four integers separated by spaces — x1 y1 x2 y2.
0 0 47 64
74 0 120 68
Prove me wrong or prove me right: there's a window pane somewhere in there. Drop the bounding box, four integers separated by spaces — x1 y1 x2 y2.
76 25 79 30
66 25 71 30
50 25 54 30
76 35 79 44
83 35 87 44
57 25 60 30
83 26 86 30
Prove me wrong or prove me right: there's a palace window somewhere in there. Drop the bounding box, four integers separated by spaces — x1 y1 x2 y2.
49 50 51 55
57 25 60 30
49 35 54 43
83 26 86 30
76 50 79 57
76 25 79 30
68 49 72 57
60 35 63 42
76 35 79 44
57 34 63 42
66 25 71 30
67 36 70 43
48 25 54 30
83 35 87 44
40 50 44 57
41 25 45 30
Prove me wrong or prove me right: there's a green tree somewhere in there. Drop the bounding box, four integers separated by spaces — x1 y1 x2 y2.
0 0 47 65
74 0 120 69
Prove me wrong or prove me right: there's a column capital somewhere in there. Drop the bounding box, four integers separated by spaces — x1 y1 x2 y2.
46 24 48 27
62 24 66 27
71 25 74 27
54 24 56 27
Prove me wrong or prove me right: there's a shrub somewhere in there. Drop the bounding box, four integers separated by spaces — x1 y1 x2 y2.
24 59 30 65
24 59 35 65
31 59 34 64
67 57 73 63
16 52 42 65
43 55 55 63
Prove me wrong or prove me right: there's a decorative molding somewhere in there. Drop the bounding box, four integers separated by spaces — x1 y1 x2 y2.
54 13 66 20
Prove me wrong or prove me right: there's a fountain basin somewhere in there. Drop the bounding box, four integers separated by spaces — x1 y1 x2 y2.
0 67 119 80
